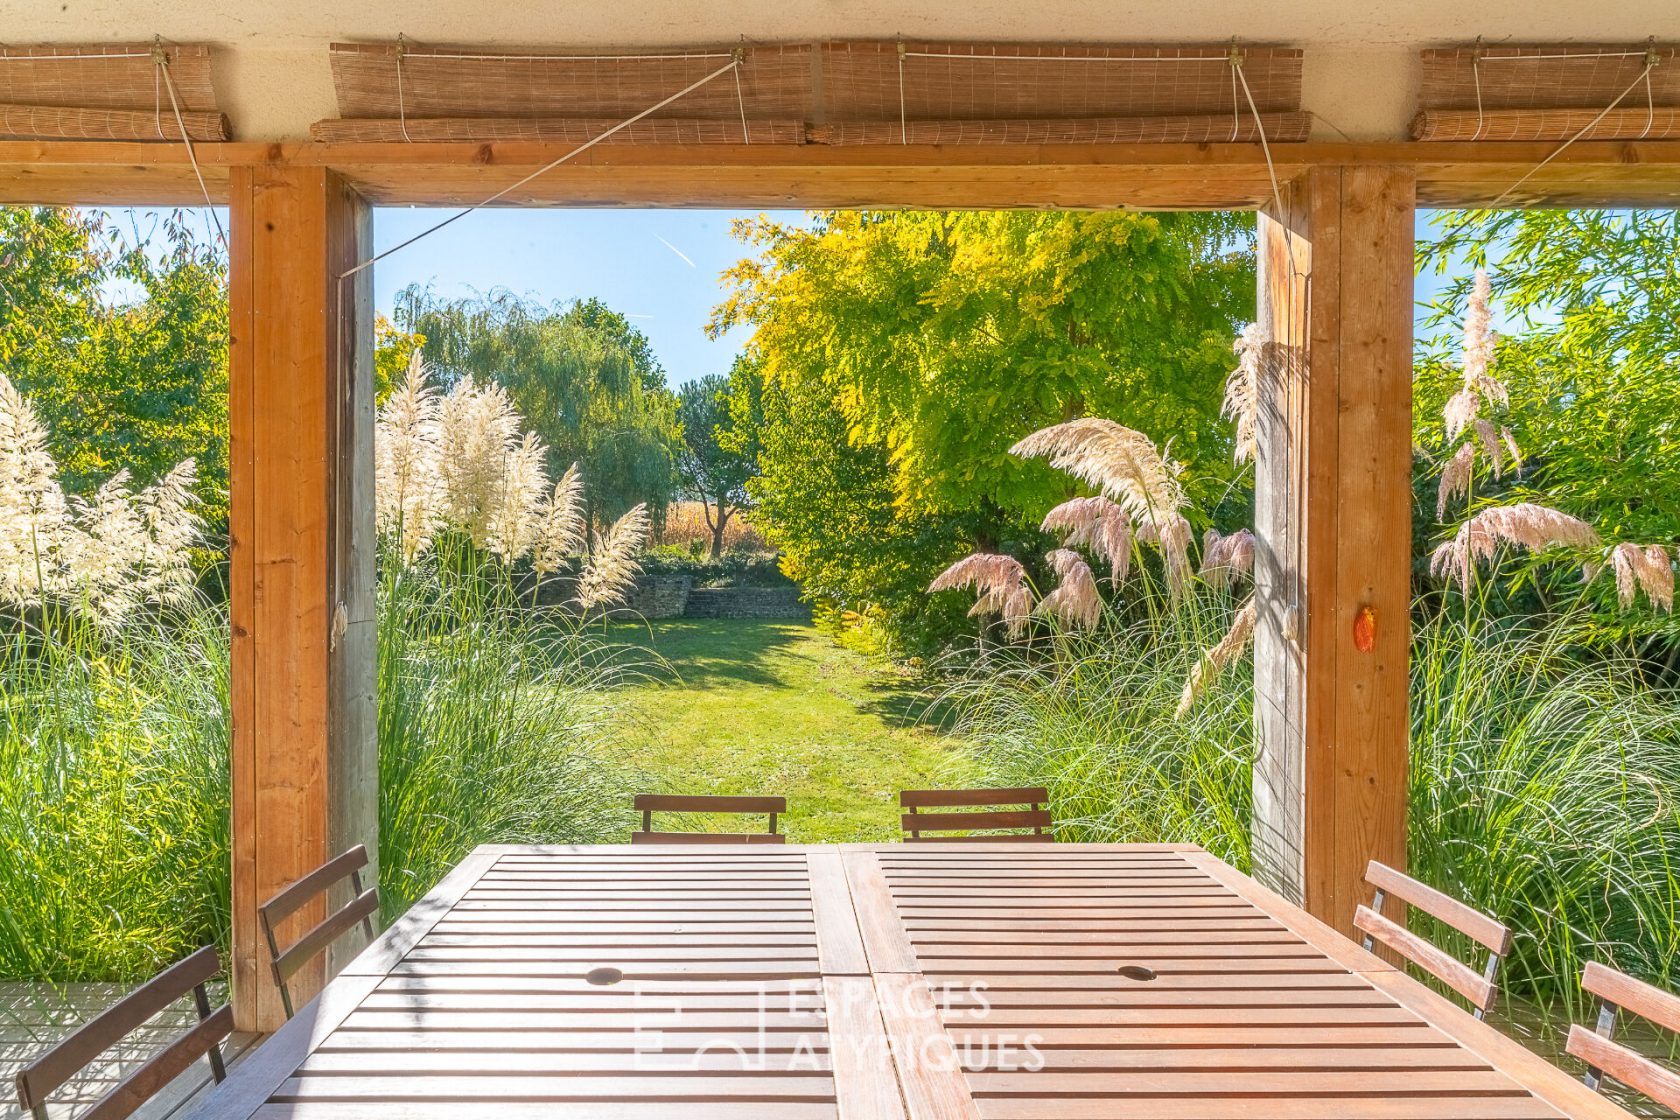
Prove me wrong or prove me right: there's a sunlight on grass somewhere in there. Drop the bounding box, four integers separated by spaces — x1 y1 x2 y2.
603 619 976 843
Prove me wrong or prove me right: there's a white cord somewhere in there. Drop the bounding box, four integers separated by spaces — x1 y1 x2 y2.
898 41 908 144
1231 54 1282 216
1472 55 1486 141
732 53 750 144
1229 64 1240 142
340 57 742 281
395 35 414 143
154 44 226 244
903 50 1231 64
0 49 153 61
390 49 734 62
1478 49 1655 63
1490 60 1658 207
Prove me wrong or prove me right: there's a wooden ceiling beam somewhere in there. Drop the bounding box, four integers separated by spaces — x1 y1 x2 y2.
2 139 1678 208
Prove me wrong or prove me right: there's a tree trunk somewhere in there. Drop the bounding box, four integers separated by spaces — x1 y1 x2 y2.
709 504 733 559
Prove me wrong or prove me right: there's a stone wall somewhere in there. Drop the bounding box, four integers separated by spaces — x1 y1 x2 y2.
683 586 808 620
528 571 807 621
612 574 692 620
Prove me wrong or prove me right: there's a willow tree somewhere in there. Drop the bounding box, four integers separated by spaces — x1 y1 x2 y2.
711 209 1255 647
394 288 681 528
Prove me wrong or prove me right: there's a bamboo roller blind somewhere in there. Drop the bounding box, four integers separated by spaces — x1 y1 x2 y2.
0 43 228 141
1411 44 1680 141
314 40 1308 144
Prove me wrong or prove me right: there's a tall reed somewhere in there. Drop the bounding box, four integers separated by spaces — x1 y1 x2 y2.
1409 614 1680 1007
375 543 637 921
940 593 1254 867
0 602 230 980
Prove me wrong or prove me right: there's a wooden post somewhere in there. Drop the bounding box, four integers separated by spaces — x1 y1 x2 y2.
1252 165 1414 933
228 165 377 1032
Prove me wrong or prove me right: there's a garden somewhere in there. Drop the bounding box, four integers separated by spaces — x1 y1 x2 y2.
1 201 1676 1070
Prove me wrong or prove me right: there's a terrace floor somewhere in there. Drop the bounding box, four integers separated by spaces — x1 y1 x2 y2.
1 982 260 1119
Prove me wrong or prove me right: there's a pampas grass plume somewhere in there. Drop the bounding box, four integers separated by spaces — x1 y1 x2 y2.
1037 549 1102 630
1430 502 1600 593
1041 496 1132 584
577 504 651 611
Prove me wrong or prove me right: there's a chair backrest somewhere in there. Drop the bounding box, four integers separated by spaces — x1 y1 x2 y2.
900 787 1054 842
1566 961 1680 1112
1353 860 1513 1018
14 946 231 1120
258 843 378 1018
632 794 788 844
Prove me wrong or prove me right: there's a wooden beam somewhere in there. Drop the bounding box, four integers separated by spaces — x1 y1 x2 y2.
2 139 1679 208
1252 165 1413 934
228 164 377 1033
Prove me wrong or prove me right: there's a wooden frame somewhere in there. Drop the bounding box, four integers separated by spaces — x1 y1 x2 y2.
5 139 1680 208
4 132 1677 1032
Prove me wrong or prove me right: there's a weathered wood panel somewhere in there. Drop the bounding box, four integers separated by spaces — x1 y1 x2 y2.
1252 165 1413 934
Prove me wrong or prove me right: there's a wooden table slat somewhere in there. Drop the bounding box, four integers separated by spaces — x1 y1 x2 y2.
808 849 871 975
185 843 1635 1120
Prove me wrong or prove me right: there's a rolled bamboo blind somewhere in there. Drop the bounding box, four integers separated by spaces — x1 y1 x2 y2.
0 43 228 141
314 40 1309 145
1411 44 1680 142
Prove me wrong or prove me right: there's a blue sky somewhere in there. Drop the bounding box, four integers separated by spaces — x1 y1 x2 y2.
99 206 1497 372
372 208 802 388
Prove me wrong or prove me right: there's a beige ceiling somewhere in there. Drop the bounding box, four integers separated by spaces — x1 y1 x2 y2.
8 1 1680 140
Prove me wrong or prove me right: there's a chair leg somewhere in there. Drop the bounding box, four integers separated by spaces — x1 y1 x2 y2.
193 982 229 1081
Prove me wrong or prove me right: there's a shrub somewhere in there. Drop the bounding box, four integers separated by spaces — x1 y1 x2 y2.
940 594 1253 867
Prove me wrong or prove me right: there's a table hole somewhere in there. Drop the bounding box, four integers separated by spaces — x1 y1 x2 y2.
586 967 625 986
1117 965 1158 981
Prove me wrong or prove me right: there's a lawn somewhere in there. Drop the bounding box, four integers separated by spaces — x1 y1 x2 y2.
604 619 976 842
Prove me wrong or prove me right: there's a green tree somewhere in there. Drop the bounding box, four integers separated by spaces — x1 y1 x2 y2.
676 362 759 558
394 286 681 527
711 209 1255 646
1 207 229 534
1418 210 1680 651
373 313 426 405
736 359 975 649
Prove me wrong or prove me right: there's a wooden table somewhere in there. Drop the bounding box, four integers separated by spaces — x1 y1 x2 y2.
184 843 1632 1120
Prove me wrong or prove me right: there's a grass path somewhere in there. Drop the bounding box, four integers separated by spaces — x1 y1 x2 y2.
605 619 976 842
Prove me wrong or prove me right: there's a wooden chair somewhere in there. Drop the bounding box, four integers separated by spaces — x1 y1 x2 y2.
14 946 231 1120
632 794 787 844
1566 961 1680 1112
258 843 379 1018
900 787 1054 842
1353 860 1513 1019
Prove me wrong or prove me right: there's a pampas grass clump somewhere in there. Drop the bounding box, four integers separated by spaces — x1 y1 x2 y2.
374 354 648 612
0 372 202 628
